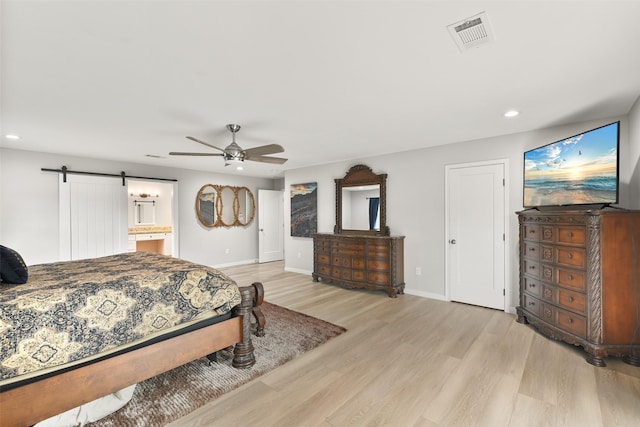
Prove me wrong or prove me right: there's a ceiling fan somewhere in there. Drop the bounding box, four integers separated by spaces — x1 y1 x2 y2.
169 124 288 167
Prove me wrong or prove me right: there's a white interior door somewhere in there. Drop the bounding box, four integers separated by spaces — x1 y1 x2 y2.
59 174 128 261
258 189 284 263
446 161 506 310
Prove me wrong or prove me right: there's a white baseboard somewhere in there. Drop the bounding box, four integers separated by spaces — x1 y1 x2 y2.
284 266 312 276
212 259 258 269
403 288 449 301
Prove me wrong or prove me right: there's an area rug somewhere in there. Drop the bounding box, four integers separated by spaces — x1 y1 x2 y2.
90 302 346 427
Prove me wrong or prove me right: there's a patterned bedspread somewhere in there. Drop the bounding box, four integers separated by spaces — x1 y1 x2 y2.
0 252 241 384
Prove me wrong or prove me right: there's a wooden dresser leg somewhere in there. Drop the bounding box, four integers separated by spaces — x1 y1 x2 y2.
622 355 640 367
585 353 606 367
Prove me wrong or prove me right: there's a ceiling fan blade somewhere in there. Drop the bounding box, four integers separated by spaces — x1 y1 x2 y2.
186 136 226 152
244 144 285 158
169 152 224 156
246 155 288 165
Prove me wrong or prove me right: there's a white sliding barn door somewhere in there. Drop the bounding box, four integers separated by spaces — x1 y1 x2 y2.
59 174 128 261
446 161 507 310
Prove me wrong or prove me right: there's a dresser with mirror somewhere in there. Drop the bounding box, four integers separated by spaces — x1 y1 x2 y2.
312 164 405 297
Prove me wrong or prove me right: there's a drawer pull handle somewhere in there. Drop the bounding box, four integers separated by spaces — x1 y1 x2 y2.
529 266 536 270
529 230 536 234
566 253 572 259
567 318 573 324
567 274 573 281
567 231 573 237
528 301 535 306
529 283 536 288
567 296 574 302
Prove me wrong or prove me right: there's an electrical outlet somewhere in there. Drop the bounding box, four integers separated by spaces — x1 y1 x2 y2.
415 267 421 276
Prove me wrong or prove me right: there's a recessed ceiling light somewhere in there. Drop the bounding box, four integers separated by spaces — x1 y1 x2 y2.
5 134 21 140
504 110 519 118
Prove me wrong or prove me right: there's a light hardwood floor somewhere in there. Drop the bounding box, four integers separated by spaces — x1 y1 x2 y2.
170 261 640 427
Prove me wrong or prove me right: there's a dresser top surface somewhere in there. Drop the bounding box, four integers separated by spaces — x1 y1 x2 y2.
314 233 405 240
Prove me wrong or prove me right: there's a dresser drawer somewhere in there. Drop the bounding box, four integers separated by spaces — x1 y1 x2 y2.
367 244 390 256
540 284 555 303
333 256 352 267
522 294 541 317
318 265 331 276
331 267 353 280
556 226 586 246
368 271 390 284
556 247 586 269
523 223 541 241
523 242 540 260
317 254 331 264
523 259 540 278
352 270 365 281
367 259 390 271
556 308 587 338
523 276 541 297
557 288 586 315
352 257 365 269
540 246 554 263
557 268 586 291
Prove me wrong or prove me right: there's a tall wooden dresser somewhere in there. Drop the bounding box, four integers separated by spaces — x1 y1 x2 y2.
312 233 405 297
516 209 640 366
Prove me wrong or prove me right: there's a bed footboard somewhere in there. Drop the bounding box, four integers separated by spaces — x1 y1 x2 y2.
232 282 264 368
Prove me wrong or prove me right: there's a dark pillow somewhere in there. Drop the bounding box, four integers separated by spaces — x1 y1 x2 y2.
0 245 28 284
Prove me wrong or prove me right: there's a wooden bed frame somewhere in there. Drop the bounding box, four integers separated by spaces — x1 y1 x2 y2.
0 282 265 427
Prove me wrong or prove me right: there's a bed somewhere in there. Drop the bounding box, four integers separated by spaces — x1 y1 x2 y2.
0 251 264 427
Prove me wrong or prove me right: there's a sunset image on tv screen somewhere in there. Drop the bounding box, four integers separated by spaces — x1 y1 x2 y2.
523 122 618 207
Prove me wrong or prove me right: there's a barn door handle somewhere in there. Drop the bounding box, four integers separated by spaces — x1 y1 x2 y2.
449 239 456 245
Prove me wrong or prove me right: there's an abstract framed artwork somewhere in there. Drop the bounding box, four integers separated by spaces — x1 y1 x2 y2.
290 182 317 237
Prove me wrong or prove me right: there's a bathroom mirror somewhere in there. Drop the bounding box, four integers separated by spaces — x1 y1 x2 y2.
134 200 156 225
335 164 388 236
195 184 255 228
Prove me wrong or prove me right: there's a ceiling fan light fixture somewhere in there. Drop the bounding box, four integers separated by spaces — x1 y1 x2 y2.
225 158 244 167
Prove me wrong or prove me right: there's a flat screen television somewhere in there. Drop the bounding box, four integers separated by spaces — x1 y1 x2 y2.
523 121 619 208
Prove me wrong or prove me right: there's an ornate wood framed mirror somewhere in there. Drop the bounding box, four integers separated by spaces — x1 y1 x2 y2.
196 184 255 228
334 164 389 236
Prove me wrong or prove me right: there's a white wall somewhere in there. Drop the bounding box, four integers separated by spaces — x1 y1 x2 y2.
0 149 276 268
283 114 634 310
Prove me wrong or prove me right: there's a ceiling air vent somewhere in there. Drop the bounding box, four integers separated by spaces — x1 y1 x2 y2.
447 11 494 52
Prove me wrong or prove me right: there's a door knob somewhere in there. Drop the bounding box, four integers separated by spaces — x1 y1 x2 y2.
449 239 456 244
260 228 264 232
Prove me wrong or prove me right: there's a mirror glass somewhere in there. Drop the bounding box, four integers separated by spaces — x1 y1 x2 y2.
237 187 255 226
341 185 380 231
134 201 156 225
196 184 218 227
220 186 237 226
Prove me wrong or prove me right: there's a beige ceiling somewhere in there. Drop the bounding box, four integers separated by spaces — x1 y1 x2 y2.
2 1 640 178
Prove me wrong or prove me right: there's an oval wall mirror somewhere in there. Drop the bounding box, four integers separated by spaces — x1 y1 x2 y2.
195 184 256 228
236 187 256 226
196 184 218 227
220 186 236 226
